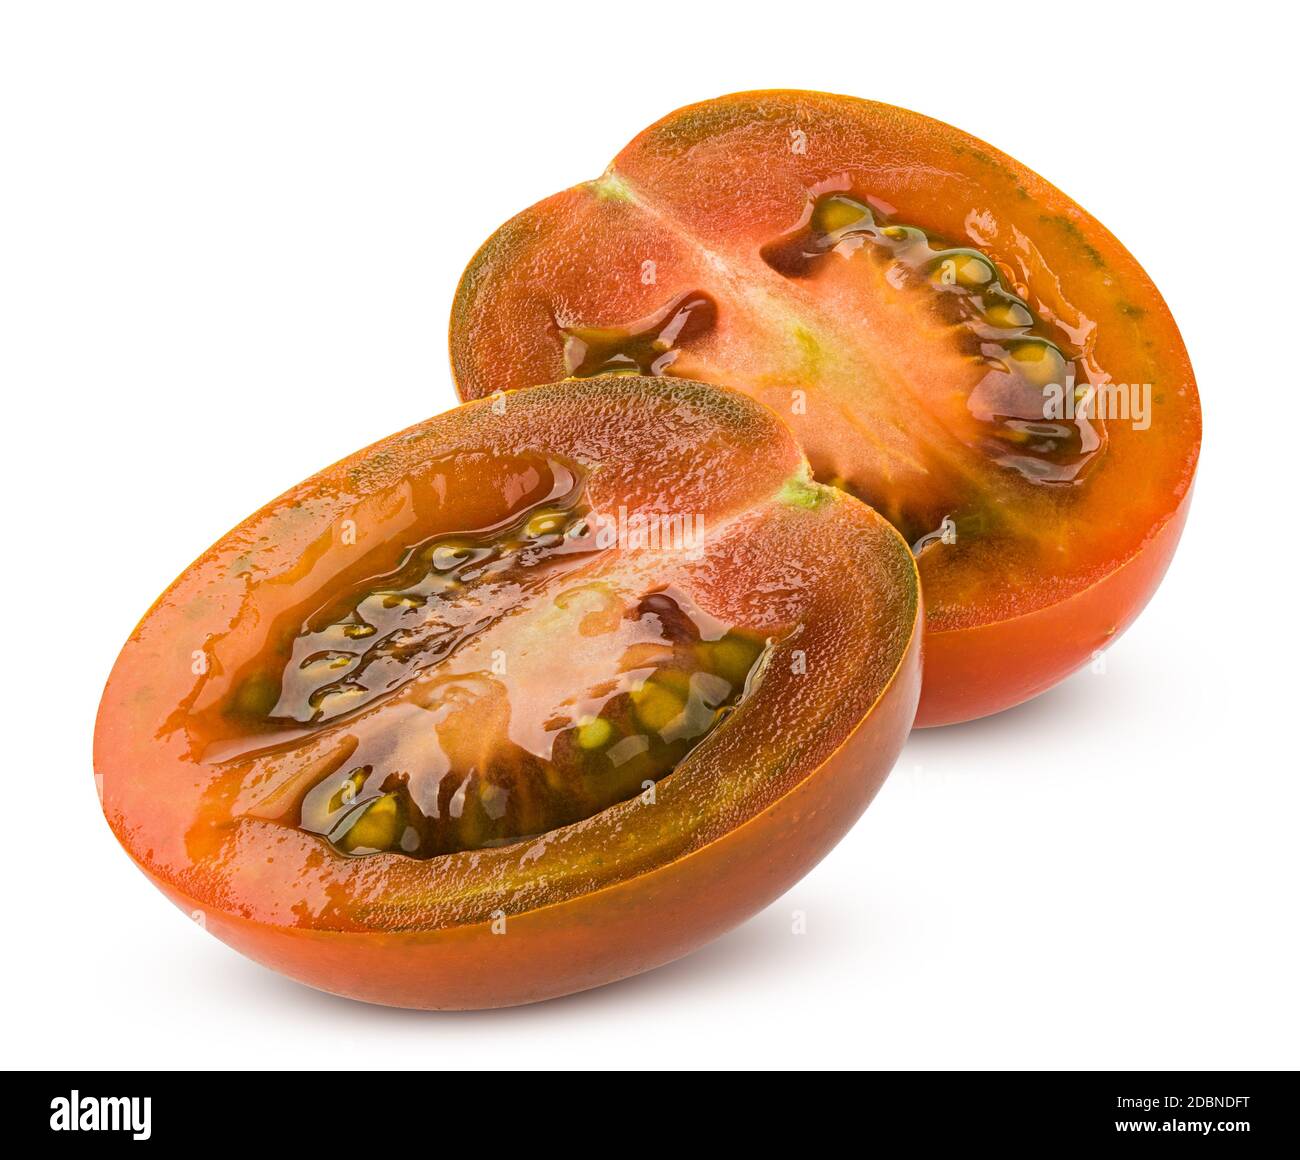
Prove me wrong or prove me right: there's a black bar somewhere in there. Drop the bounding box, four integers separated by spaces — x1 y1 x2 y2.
6 1070 1295 1145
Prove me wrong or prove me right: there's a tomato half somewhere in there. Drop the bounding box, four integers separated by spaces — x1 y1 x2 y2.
449 91 1201 725
95 377 921 1009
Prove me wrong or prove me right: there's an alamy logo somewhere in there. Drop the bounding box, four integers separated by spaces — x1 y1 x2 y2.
1043 375 1152 431
590 506 704 555
49 1090 151 1140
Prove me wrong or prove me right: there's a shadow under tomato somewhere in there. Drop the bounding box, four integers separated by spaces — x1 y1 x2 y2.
904 646 1158 759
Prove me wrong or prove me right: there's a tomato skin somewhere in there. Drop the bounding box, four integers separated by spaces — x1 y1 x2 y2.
448 90 1202 727
95 377 922 1008
918 487 1194 726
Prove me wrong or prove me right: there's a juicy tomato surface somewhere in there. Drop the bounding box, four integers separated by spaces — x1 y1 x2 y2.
449 90 1201 726
95 377 921 1009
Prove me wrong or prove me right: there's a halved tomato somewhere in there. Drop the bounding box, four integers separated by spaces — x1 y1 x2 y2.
95 377 921 1009
449 91 1201 725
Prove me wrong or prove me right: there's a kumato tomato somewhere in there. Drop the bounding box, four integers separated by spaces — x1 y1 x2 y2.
95 377 921 1009
449 91 1201 726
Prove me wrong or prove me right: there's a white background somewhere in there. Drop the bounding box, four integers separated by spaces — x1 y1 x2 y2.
3 1 1295 1070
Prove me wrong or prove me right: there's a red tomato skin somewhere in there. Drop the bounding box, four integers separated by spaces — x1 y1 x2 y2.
917 488 1193 727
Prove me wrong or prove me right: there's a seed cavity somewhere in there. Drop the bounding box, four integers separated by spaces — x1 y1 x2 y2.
224 462 591 732
214 461 777 860
284 590 771 859
760 191 1107 486
560 292 717 378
